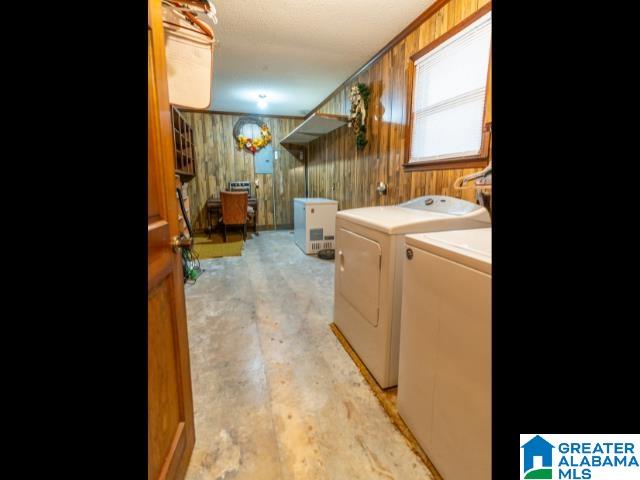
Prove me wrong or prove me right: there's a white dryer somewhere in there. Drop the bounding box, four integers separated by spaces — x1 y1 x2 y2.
398 228 491 480
333 195 490 388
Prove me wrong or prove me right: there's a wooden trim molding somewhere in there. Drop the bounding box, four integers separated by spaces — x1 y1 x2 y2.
306 0 452 118
403 2 492 173
404 123 491 172
409 2 492 62
312 113 349 121
178 108 305 120
404 59 416 173
403 158 489 172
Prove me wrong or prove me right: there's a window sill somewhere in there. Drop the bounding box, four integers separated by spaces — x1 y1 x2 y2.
403 156 489 172
404 122 491 172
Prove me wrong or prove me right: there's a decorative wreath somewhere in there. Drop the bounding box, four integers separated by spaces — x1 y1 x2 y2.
233 116 272 154
349 83 370 150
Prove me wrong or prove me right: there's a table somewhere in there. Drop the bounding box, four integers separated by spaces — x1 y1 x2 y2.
206 196 259 236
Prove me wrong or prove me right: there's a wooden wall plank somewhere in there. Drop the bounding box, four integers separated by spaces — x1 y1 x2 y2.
177 111 303 231
306 0 490 209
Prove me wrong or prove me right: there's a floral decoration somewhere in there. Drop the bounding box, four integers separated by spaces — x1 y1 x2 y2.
233 116 272 154
349 83 370 150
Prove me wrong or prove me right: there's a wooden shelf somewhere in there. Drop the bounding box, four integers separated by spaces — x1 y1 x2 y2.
171 106 196 181
175 168 195 179
280 113 348 145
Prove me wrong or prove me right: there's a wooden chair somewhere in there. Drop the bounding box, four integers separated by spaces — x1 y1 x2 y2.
220 191 249 242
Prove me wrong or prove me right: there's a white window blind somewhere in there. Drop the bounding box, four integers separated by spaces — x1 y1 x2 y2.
410 11 491 163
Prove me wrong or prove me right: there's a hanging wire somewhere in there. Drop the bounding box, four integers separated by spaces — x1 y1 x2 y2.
453 161 492 191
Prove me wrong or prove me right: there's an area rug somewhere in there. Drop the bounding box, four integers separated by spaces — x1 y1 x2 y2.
192 232 250 259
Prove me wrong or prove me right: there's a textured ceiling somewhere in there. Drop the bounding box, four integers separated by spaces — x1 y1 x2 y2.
210 0 435 116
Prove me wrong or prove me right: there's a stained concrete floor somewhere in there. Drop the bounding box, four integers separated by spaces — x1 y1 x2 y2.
184 231 432 480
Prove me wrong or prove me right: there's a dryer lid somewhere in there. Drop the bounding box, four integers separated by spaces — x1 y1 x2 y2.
336 196 490 235
398 195 483 215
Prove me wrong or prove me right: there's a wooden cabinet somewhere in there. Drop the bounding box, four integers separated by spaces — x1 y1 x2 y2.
171 106 196 181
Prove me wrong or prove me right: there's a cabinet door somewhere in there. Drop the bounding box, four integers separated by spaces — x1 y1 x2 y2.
397 246 440 454
336 228 381 327
398 245 491 480
429 250 491 480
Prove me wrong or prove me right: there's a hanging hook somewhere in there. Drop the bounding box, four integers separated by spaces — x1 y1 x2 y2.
453 161 492 190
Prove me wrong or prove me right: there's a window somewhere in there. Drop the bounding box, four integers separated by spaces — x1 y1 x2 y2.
406 10 491 170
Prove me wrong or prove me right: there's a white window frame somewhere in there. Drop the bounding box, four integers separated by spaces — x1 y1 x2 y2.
405 8 492 171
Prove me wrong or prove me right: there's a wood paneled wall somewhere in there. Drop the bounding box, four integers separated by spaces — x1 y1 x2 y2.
179 112 305 230
307 0 491 210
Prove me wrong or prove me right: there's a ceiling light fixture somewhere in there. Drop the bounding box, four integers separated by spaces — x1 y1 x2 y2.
257 94 268 109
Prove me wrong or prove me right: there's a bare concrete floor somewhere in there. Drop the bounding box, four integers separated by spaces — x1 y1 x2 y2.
184 231 432 480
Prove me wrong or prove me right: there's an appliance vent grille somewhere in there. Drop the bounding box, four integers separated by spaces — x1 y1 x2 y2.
311 240 335 252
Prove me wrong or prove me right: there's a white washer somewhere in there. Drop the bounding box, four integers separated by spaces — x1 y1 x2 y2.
398 228 491 480
333 195 490 388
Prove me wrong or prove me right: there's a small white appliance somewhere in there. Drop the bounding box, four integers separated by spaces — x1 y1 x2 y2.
397 228 491 480
227 180 252 195
293 198 338 254
333 195 490 388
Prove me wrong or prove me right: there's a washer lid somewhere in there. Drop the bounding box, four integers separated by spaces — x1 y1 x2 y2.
336 205 490 235
405 228 492 274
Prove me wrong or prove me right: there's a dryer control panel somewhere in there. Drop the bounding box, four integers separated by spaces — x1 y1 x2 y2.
399 195 483 216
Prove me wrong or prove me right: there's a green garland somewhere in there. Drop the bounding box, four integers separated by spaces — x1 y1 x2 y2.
349 83 370 150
